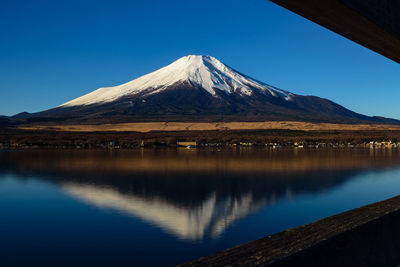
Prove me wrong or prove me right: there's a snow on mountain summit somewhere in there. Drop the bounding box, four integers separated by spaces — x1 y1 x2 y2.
60 55 293 107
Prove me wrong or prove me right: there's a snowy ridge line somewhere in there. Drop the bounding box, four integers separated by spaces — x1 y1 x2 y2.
60 55 293 107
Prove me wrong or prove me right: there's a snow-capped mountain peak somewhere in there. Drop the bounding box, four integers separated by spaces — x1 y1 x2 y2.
60 55 293 107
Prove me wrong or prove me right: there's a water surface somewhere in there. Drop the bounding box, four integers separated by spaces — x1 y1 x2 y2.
1 148 400 266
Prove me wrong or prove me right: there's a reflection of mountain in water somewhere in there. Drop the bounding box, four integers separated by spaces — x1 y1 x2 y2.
64 184 266 240
1 149 400 240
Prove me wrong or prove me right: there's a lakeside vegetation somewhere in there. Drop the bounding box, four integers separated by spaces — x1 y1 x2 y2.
1 128 400 150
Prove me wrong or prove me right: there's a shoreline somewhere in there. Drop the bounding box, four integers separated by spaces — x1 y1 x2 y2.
1 127 400 150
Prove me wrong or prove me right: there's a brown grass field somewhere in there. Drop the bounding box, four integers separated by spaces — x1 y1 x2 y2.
18 121 400 132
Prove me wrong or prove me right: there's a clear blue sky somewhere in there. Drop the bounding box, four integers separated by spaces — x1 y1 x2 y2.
1 0 399 118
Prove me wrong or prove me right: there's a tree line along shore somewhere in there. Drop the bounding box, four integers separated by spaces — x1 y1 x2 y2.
1 128 400 150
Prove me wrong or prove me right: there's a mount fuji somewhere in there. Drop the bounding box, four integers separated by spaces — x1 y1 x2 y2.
15 55 398 124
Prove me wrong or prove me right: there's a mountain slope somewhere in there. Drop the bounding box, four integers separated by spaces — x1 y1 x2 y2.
60 55 292 107
16 55 399 124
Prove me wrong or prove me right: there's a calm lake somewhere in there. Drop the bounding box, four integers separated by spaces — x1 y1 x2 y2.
1 148 400 266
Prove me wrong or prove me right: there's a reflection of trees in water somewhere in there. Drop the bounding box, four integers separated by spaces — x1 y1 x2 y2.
1 149 400 239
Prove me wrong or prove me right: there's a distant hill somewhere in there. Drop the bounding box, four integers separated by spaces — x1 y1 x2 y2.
0 116 13 128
